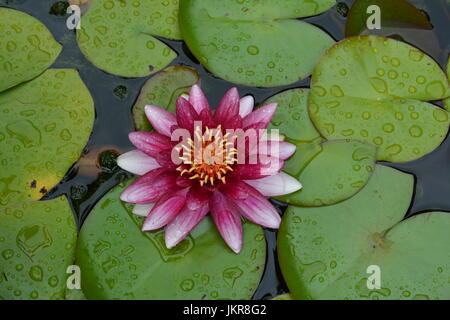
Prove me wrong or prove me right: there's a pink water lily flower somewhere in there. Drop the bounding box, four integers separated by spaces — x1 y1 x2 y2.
117 85 302 253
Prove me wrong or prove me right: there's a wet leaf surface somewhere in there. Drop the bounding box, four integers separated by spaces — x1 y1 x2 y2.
345 0 433 37
77 180 266 300
445 56 450 110
77 0 181 77
133 66 200 131
309 36 450 162
277 140 376 207
0 8 61 92
279 165 450 300
0 69 94 207
179 0 335 87
0 196 77 300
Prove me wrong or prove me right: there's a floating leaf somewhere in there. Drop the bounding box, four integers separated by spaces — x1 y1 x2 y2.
345 0 433 37
0 69 94 207
445 56 450 111
266 89 321 142
277 140 376 207
77 180 266 300
0 8 61 92
133 66 200 131
309 36 450 162
279 165 450 300
0 196 77 300
264 89 376 206
179 0 335 87
272 293 294 300
77 0 181 77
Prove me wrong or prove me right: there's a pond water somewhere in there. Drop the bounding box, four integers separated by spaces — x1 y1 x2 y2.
1 0 449 299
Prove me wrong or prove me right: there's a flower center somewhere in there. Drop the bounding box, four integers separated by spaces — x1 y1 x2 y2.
176 125 238 186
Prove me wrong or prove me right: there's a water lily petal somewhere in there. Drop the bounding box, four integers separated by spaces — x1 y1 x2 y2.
165 202 209 248
231 185 281 229
219 180 250 200
176 97 199 131
239 95 254 117
214 87 240 124
144 105 177 137
129 131 172 158
189 84 210 114
244 172 302 197
132 203 154 217
117 150 160 175
210 191 243 253
142 190 188 231
120 168 177 204
243 103 277 129
249 140 296 160
186 185 211 210
234 156 284 180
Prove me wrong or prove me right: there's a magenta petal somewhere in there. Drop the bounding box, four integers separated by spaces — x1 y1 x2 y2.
219 180 250 200
165 202 209 248
120 168 177 204
234 157 284 180
210 191 243 253
186 185 211 210
231 185 281 229
116 150 160 175
244 172 302 197
249 141 296 161
142 190 188 231
144 105 177 137
129 131 171 158
214 87 240 124
176 97 200 131
243 103 277 129
189 84 210 114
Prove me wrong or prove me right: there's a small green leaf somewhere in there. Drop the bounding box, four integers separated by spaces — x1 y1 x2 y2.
77 180 266 300
266 89 321 142
0 69 94 207
277 140 376 207
0 8 62 92
345 0 433 37
180 0 335 87
309 36 450 162
445 56 450 111
0 196 77 300
77 0 181 77
133 66 200 131
272 293 294 300
279 165 450 300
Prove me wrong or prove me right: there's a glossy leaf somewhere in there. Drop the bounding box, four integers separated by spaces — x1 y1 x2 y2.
266 89 321 142
133 66 200 131
77 180 266 300
309 36 450 162
277 140 376 207
0 69 94 207
179 0 335 87
445 56 450 111
280 165 450 300
77 0 181 77
0 8 61 92
0 196 77 300
345 0 433 37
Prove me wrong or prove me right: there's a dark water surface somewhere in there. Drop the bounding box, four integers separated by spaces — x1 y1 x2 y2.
1 0 449 299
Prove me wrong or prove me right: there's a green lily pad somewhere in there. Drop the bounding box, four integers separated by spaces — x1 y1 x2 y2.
279 165 450 300
133 66 200 131
77 0 181 77
266 89 321 142
0 69 94 207
77 180 266 300
277 140 376 207
309 36 450 162
0 8 62 92
179 0 335 87
272 293 294 300
345 0 433 37
0 196 77 300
